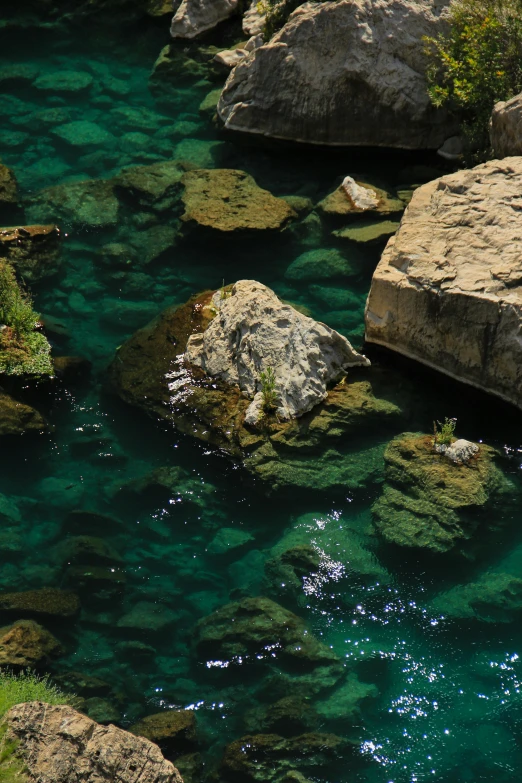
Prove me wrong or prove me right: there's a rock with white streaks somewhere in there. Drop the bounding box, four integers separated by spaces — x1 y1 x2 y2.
365 157 522 411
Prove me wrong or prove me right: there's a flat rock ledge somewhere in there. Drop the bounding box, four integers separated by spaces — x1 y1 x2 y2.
2 702 181 783
365 157 522 411
185 280 369 422
217 0 455 148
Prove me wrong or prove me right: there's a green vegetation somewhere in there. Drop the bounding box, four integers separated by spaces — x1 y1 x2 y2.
0 261 53 377
0 671 73 719
259 366 278 412
425 0 522 161
259 0 303 39
433 417 457 448
0 671 74 783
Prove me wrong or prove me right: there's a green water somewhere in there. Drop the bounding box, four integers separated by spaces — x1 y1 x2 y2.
1 11 522 783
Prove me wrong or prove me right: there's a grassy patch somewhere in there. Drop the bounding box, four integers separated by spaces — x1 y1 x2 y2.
0 260 52 377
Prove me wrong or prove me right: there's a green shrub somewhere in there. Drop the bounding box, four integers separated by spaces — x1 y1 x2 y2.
425 0 522 161
433 417 457 448
259 366 278 412
0 261 53 377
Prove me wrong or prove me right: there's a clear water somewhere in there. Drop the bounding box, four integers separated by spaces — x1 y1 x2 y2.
1 12 522 783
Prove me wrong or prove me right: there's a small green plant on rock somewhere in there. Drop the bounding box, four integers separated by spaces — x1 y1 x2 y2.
260 366 278 412
433 417 457 448
424 0 522 161
0 726 27 783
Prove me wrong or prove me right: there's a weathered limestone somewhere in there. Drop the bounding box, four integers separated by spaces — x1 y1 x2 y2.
181 169 296 233
170 0 239 38
372 433 513 554
365 157 522 410
317 178 404 217
490 93 522 157
218 0 455 148
243 0 265 35
185 280 369 422
2 702 181 783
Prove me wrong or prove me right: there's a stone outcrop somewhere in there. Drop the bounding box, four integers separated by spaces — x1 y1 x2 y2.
0 620 62 668
490 93 522 157
2 702 181 783
181 170 296 233
108 282 405 491
218 0 455 148
0 225 61 281
185 280 369 422
372 433 513 554
365 158 522 410
170 0 239 38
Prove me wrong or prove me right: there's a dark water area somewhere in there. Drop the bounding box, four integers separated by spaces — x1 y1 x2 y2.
1 9 522 783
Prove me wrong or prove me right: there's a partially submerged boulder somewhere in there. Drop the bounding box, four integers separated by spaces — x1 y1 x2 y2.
372 433 513 554
0 224 61 281
108 281 406 491
181 169 296 233
365 158 522 410
185 280 369 422
317 178 404 217
430 572 522 623
2 702 181 783
0 392 48 436
218 0 455 148
170 0 239 38
490 93 522 157
0 164 18 204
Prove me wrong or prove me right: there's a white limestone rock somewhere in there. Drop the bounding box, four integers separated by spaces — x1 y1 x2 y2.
243 0 265 35
185 279 370 423
170 0 239 38
436 439 479 464
341 176 380 210
365 157 522 411
214 36 263 70
218 0 456 148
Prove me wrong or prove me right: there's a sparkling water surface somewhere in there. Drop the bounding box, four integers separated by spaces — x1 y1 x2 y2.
1 12 522 783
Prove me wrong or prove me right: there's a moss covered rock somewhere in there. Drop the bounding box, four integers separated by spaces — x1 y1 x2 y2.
0 619 62 668
430 572 522 623
181 169 296 233
373 433 514 554
0 224 61 282
130 710 197 757
0 587 80 619
0 392 48 436
108 285 406 492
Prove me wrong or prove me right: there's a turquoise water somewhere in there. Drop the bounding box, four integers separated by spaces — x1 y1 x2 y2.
1 11 522 783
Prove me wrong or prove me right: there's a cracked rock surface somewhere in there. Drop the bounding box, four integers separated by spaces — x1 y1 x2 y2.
365 157 522 410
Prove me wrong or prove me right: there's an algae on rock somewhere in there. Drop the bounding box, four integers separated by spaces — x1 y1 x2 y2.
372 433 514 554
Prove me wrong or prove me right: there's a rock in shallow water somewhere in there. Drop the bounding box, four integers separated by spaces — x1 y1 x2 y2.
218 0 455 148
2 702 181 783
0 619 62 668
0 224 61 281
185 280 369 422
372 433 514 554
365 158 522 410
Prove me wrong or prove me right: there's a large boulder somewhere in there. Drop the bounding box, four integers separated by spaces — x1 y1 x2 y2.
372 433 513 554
170 0 239 38
108 281 406 491
217 0 455 148
365 157 522 410
490 93 522 157
185 279 369 422
2 702 181 783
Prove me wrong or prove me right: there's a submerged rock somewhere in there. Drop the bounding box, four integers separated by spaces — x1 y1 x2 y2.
0 164 18 204
0 224 61 281
185 280 369 422
218 0 454 148
284 248 360 281
34 70 93 93
108 283 405 492
0 392 48 436
365 158 522 410
219 732 352 783
2 702 181 783
372 433 513 554
0 587 80 619
0 619 62 667
170 0 239 38
130 710 197 757
27 179 119 230
52 120 116 148
430 572 522 623
181 169 296 233
318 178 404 217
